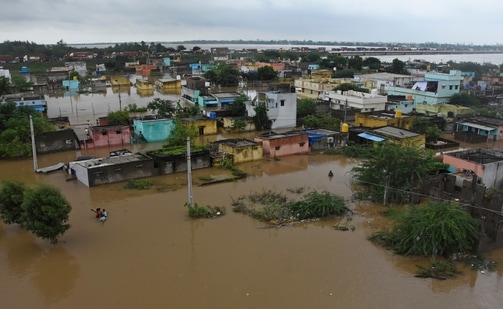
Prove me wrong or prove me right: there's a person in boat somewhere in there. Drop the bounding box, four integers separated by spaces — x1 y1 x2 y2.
328 170 334 177
91 208 101 219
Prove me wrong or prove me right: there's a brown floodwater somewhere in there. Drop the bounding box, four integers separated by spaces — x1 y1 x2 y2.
1 90 503 308
1 148 503 309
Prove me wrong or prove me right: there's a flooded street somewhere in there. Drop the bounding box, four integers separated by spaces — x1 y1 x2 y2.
1 90 503 308
2 151 503 308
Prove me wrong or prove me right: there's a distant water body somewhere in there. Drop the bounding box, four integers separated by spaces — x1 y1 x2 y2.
70 43 503 65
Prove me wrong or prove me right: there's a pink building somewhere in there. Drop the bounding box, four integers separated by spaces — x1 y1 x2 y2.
84 125 131 149
254 131 310 158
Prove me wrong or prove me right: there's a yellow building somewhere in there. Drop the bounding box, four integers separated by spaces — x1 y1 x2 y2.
414 103 473 119
181 118 217 136
221 117 256 132
354 111 412 130
372 126 425 147
155 78 181 94
212 139 263 164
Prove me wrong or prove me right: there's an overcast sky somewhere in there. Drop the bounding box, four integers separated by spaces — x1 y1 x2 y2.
1 0 501 46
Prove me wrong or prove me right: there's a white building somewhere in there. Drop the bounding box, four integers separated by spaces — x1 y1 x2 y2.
322 90 387 113
0 68 11 81
247 84 297 130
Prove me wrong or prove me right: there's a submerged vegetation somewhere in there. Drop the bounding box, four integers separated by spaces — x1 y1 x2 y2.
186 203 225 219
231 188 351 225
369 202 480 257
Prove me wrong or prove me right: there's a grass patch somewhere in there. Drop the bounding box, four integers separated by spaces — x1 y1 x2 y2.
123 179 154 190
186 203 226 218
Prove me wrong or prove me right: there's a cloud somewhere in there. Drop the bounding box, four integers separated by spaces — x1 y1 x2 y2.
0 0 502 45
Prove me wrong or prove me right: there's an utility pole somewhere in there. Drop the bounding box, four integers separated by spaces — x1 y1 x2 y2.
186 137 193 208
29 115 38 171
344 98 348 123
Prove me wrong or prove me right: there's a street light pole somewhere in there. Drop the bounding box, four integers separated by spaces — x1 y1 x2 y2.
186 137 193 208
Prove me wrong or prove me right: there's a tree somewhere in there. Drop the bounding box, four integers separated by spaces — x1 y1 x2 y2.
302 114 340 130
0 180 27 224
10 75 34 92
253 104 270 131
165 119 199 147
257 66 277 81
0 105 54 158
107 110 129 125
203 63 241 87
351 142 445 204
333 83 369 93
449 93 479 106
232 119 246 131
147 98 176 118
297 98 317 119
21 183 71 244
388 58 408 74
231 94 248 117
0 76 13 96
192 46 201 52
363 57 381 71
370 201 480 257
347 56 363 71
176 45 186 52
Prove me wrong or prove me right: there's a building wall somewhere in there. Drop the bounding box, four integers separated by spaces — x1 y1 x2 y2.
255 134 310 158
133 119 174 143
36 129 80 153
187 119 217 135
354 113 412 129
221 117 256 132
219 144 263 163
87 158 157 187
68 161 90 187
326 90 387 112
252 91 297 129
90 125 131 148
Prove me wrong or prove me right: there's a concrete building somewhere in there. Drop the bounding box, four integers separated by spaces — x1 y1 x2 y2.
68 152 157 187
254 131 309 158
387 70 463 114
248 83 297 130
455 116 503 142
324 90 387 114
442 148 503 189
354 72 419 95
354 111 412 130
210 139 263 164
372 126 425 147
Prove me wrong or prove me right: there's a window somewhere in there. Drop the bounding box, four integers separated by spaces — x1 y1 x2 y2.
275 146 281 150
299 142 305 147
455 85 459 90
449 85 453 90
101 131 108 135
116 130 122 134
136 164 143 169
280 99 285 106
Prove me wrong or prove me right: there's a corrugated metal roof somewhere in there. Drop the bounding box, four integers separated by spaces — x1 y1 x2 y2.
459 122 497 131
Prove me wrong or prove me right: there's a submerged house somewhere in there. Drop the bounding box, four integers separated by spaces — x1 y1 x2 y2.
210 139 263 164
68 152 157 187
305 129 341 151
35 129 80 154
254 131 310 158
133 118 174 143
85 125 131 149
147 149 212 175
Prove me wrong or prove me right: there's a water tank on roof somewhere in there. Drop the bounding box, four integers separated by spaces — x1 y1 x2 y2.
341 123 349 133
407 95 413 101
209 111 217 119
395 109 402 119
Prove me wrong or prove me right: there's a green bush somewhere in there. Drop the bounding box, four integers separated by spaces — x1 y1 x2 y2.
124 179 154 190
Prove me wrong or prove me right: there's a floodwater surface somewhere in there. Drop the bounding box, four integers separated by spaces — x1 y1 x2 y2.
1 90 503 308
1 150 503 309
